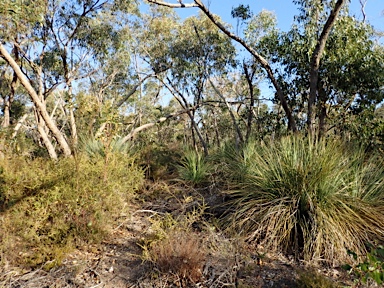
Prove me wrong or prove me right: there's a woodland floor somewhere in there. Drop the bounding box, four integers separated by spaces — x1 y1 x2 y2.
0 180 376 288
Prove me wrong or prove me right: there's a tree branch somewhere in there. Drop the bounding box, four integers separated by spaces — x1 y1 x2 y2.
121 106 198 142
147 0 198 8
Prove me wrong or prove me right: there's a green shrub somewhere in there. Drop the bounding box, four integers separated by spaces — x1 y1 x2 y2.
221 136 384 265
343 245 384 285
0 153 143 269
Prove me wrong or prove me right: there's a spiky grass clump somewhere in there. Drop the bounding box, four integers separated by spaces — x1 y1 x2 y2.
222 136 384 265
176 149 211 185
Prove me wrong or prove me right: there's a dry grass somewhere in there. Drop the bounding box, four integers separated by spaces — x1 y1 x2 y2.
150 230 206 282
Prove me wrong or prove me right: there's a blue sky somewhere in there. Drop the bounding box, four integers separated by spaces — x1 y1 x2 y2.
167 0 383 104
174 0 383 33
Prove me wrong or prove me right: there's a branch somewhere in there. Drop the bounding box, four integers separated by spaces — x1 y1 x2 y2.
147 0 198 8
359 0 367 22
121 106 197 142
115 73 155 108
209 78 244 143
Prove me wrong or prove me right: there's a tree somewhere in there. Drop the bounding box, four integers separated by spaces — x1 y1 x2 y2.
135 6 236 154
0 0 138 158
146 0 360 138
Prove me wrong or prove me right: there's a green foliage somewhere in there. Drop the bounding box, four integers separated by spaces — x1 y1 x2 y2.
79 136 133 159
176 149 211 185
0 154 143 269
220 136 384 265
343 245 384 286
339 106 384 153
136 142 181 180
0 0 46 38
231 4 253 21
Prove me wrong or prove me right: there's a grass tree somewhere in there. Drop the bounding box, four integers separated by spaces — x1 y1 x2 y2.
220 136 384 265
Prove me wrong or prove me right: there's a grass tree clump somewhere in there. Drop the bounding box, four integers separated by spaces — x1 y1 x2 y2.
221 136 384 265
176 149 211 185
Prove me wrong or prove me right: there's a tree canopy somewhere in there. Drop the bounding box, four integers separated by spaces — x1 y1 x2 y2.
0 0 383 158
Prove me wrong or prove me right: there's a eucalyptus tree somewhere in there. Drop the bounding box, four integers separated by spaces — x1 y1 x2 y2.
0 0 137 158
146 0 379 139
136 6 236 154
248 4 384 138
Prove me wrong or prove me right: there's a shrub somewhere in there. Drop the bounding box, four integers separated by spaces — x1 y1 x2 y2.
0 153 143 269
139 207 207 283
343 245 384 286
221 136 384 265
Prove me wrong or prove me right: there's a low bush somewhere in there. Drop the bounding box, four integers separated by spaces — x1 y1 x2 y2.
220 136 384 265
343 245 384 286
150 230 206 282
0 153 143 269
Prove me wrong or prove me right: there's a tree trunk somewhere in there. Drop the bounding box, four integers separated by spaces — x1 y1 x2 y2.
0 44 72 157
1 47 19 128
243 62 256 143
2 96 11 128
308 0 346 137
318 84 328 139
35 109 58 159
209 79 243 144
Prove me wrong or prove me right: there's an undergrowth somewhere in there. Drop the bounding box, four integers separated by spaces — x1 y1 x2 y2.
0 153 143 269
140 207 207 284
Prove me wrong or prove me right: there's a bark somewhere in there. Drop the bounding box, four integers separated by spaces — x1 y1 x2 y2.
147 0 297 132
318 84 327 139
1 46 19 128
12 114 28 139
35 109 58 159
308 0 346 137
0 44 72 157
243 62 256 143
2 96 11 128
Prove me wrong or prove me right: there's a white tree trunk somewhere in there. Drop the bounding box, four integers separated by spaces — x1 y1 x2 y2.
0 44 72 157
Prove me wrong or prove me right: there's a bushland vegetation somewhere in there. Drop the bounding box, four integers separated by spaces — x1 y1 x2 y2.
1 0 383 287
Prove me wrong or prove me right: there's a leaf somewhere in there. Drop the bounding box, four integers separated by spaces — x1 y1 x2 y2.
371 270 383 285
